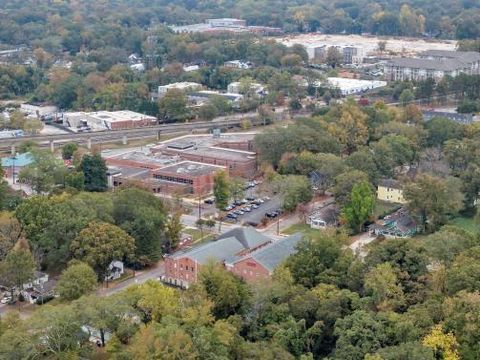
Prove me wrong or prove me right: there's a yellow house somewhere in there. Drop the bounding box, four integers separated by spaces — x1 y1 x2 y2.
377 179 406 204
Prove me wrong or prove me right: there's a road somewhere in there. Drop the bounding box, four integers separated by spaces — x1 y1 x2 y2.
349 232 376 258
97 262 166 296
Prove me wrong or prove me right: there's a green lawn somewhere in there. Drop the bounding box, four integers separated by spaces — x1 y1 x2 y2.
183 227 216 244
374 200 401 219
449 217 480 234
282 223 321 237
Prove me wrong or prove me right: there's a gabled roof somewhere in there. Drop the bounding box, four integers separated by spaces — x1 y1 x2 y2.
250 233 303 272
420 50 480 63
170 227 272 265
226 233 303 273
217 227 272 249
378 179 402 190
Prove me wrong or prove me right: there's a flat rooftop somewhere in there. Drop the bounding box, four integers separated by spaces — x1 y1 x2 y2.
156 161 225 176
106 150 177 167
108 166 151 180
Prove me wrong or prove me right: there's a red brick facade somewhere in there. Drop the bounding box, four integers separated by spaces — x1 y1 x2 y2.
164 257 200 288
226 257 270 282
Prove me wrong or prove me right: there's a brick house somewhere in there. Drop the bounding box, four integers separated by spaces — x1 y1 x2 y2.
164 228 272 288
225 233 303 282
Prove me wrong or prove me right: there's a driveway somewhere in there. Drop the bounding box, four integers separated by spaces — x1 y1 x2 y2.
349 232 377 257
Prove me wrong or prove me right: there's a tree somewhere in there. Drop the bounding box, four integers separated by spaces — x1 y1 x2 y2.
197 103 218 121
342 181 375 233
79 153 107 192
70 222 135 282
56 262 98 301
425 117 463 147
199 263 251 319
158 89 189 122
18 149 65 193
446 247 480 294
399 89 414 107
0 239 36 301
326 47 342 68
286 231 353 289
326 101 369 154
364 262 405 311
113 188 166 265
404 175 464 233
165 212 183 253
277 175 313 212
333 170 370 207
62 143 78 160
229 177 245 202
333 310 387 360
422 325 460 360
214 171 230 231
128 323 197 360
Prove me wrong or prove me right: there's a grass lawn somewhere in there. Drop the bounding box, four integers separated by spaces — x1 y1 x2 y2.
184 227 216 244
374 200 401 219
282 223 321 237
449 216 480 234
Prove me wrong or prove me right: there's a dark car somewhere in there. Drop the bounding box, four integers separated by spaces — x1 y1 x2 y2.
226 213 238 219
204 198 214 204
265 211 278 218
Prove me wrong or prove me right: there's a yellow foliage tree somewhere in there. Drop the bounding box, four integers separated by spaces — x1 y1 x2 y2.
422 325 460 360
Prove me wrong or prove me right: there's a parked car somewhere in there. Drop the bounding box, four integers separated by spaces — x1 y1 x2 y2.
265 211 278 218
246 196 256 201
243 206 252 212
224 205 234 211
251 204 259 209
226 213 238 219
1 296 11 304
204 198 214 204
234 200 243 206
235 210 245 215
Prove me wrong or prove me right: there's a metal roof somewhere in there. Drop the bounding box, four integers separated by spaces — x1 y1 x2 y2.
249 233 303 272
170 227 271 265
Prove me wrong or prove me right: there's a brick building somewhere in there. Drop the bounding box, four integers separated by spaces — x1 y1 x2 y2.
152 161 226 195
164 228 304 287
225 233 302 282
152 134 257 178
164 228 272 288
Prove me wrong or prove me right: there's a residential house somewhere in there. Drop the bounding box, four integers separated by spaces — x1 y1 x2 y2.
307 204 340 229
377 179 406 204
370 207 417 238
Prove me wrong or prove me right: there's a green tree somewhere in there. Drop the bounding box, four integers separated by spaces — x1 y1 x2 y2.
404 175 464 233
399 89 414 107
286 231 353 289
158 89 189 122
113 188 166 265
18 149 65 193
341 181 375 233
364 262 405 311
333 310 387 360
214 171 230 230
70 222 135 282
278 175 313 212
79 153 107 192
425 117 463 147
0 238 36 301
333 170 370 207
56 261 98 301
62 143 78 160
165 212 183 253
199 263 252 319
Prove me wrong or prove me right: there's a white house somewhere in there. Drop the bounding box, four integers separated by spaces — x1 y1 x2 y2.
106 260 125 281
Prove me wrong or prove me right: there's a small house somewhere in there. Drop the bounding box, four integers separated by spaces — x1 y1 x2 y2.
377 179 406 204
307 204 340 229
370 207 417 238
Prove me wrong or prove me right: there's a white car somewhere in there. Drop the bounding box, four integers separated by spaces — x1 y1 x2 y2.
1 296 12 304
